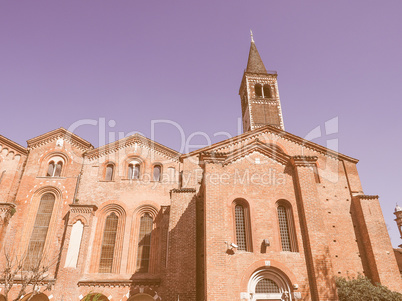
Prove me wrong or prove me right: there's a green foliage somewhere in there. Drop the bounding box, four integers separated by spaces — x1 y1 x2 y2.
336 275 402 301
81 293 106 301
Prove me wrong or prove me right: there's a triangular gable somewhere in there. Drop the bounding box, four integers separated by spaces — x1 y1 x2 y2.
86 133 181 162
200 138 291 166
27 127 93 151
182 125 358 163
0 134 27 155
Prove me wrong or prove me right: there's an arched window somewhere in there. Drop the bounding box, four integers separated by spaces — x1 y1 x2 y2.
46 161 55 177
105 164 114 181
255 278 280 293
25 193 56 269
128 163 140 180
46 160 63 177
248 268 293 300
153 165 161 182
136 213 153 273
277 202 298 252
99 212 119 273
255 83 263 97
233 199 252 252
263 84 272 98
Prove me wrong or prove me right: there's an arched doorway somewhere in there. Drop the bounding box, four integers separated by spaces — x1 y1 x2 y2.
21 293 49 301
128 294 154 301
248 268 293 301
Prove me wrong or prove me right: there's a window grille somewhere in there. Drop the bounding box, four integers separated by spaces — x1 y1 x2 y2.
105 164 114 181
153 165 161 181
25 193 55 269
235 205 247 251
136 213 153 273
99 213 118 273
278 206 291 251
255 278 280 293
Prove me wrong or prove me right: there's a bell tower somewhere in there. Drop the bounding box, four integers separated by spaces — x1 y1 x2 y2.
239 32 285 132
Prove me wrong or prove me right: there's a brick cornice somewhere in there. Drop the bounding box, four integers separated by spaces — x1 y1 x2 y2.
77 278 161 287
0 135 27 155
356 195 379 200
170 188 196 194
85 133 180 161
27 128 93 151
69 204 98 215
291 156 318 167
181 125 358 163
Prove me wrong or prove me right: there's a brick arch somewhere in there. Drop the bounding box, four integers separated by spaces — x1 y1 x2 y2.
124 155 145 179
90 203 127 273
69 214 88 226
129 287 161 301
240 260 298 292
82 293 108 301
39 151 70 177
21 293 49 301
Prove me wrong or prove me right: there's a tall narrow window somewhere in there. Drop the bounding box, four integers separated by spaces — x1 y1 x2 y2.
99 213 118 273
105 164 114 181
25 193 55 269
128 163 140 180
235 205 247 251
54 161 63 177
255 83 263 97
136 213 153 273
263 84 272 98
278 205 297 252
46 161 55 177
153 165 161 182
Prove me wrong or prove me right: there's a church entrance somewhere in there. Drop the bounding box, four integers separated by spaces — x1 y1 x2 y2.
247 268 292 301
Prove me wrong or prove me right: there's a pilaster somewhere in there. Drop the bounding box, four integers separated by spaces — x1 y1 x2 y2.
291 156 337 301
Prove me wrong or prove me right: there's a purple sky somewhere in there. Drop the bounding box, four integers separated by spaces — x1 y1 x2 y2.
1 1 402 246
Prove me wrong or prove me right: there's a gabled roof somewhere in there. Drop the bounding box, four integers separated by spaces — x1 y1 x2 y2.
246 40 268 74
181 125 359 164
200 138 291 166
27 127 93 151
85 133 181 161
0 134 27 155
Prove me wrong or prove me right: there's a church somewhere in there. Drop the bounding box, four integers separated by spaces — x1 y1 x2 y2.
0 37 401 301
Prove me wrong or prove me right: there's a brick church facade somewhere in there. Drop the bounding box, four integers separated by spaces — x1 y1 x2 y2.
0 38 401 301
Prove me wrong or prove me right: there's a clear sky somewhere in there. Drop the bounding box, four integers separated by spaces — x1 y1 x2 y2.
1 1 402 246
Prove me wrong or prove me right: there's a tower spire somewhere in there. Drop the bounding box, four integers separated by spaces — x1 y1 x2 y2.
246 32 267 74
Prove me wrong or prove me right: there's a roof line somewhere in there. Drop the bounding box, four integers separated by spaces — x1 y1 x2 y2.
180 125 359 163
0 134 28 155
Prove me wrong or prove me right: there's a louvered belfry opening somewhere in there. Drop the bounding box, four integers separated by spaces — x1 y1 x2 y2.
25 193 55 269
255 278 280 293
278 205 291 251
235 205 247 251
136 213 153 273
99 213 118 273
